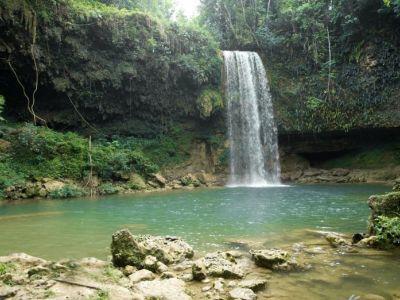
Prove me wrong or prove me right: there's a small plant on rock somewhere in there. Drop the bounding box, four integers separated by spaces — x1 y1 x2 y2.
375 216 400 248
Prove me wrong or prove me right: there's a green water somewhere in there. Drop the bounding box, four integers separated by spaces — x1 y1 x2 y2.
0 184 389 260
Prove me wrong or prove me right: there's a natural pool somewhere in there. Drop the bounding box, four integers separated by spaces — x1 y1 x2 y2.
1 184 400 299
0 184 391 259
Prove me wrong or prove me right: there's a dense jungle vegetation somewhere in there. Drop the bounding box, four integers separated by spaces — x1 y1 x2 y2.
0 0 399 199
200 0 400 132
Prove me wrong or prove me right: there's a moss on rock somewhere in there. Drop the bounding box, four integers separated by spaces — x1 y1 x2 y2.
368 192 400 221
368 191 400 247
197 89 224 119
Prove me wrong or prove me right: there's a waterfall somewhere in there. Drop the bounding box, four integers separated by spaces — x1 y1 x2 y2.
223 51 281 187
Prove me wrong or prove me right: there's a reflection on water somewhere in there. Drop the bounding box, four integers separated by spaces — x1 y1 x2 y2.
0 184 399 299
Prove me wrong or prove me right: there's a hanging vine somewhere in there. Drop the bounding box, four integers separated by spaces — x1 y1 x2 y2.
1 0 46 125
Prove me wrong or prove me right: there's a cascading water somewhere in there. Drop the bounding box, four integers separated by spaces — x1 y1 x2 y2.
223 51 281 187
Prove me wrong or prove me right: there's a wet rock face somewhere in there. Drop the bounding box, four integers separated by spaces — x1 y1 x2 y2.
111 230 194 268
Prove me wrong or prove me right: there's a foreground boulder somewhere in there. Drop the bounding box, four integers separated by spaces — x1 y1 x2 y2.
133 278 191 300
111 230 194 267
192 252 246 280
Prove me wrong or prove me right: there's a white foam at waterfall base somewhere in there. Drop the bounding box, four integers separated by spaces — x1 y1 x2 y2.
223 51 283 188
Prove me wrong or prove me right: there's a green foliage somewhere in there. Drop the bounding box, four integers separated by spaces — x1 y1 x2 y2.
98 182 119 195
0 262 15 275
207 134 225 150
383 0 400 15
0 123 191 199
200 0 400 133
44 291 56 298
49 185 87 199
197 89 224 119
10 124 87 180
199 0 261 49
135 125 194 168
180 176 193 186
91 290 109 300
0 0 221 134
0 95 5 121
375 216 400 248
0 157 26 198
126 173 146 190
91 142 158 180
218 148 229 167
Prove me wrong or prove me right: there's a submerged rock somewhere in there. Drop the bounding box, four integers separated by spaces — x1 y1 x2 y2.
111 230 194 267
357 236 379 247
238 279 267 292
192 252 245 280
133 278 191 300
229 287 257 300
325 233 352 248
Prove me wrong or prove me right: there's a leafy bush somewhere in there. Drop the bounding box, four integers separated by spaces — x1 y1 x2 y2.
98 183 119 195
49 185 87 199
0 158 26 195
91 141 159 180
375 216 400 248
10 124 87 180
0 122 194 199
